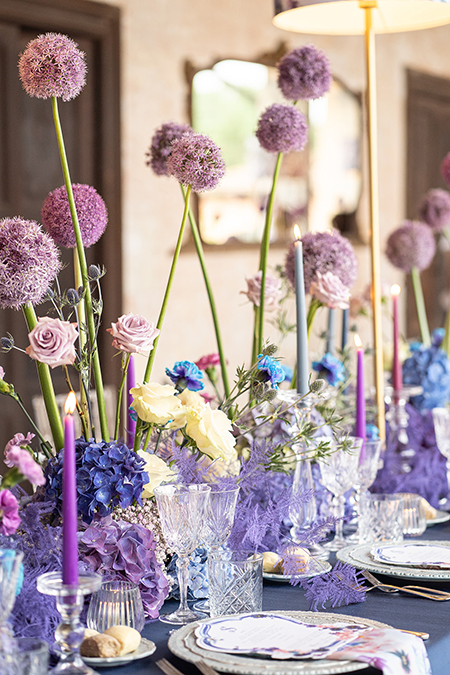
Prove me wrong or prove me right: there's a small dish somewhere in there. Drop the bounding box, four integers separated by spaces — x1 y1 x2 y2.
263 560 331 582
426 510 450 526
81 637 156 668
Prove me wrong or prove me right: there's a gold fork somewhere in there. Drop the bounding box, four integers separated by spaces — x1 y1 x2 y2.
361 569 450 600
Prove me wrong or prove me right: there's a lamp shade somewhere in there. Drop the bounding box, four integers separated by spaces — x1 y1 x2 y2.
273 0 450 35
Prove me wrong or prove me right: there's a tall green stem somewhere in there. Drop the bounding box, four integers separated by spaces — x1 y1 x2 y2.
114 353 131 440
443 304 450 356
73 249 91 435
52 96 109 441
411 266 431 347
23 303 65 451
181 184 230 398
253 151 284 362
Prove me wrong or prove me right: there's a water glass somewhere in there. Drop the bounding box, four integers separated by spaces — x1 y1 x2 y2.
15 638 49 675
87 580 145 632
400 493 427 536
208 551 263 617
359 493 404 544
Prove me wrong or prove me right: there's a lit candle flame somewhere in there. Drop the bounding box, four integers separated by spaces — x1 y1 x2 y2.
64 391 77 415
391 284 401 296
293 224 301 241
354 333 362 349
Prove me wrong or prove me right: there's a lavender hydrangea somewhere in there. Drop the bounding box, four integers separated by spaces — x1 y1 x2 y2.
41 184 108 248
45 438 149 524
385 220 436 273
285 230 358 295
79 515 169 619
441 152 450 188
277 45 332 101
146 122 192 176
165 360 204 392
418 189 450 231
167 132 225 192
18 33 86 102
256 104 308 154
0 217 61 310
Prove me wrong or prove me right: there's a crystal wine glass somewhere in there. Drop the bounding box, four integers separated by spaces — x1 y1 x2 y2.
353 439 383 541
432 407 450 509
316 436 363 550
154 483 211 624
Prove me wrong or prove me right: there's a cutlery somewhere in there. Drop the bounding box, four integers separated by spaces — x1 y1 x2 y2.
361 569 450 600
157 657 221 675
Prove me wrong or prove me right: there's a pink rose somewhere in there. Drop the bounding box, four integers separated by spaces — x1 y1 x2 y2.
26 317 78 368
195 353 221 370
241 271 282 312
309 271 350 309
107 313 160 354
5 447 45 485
0 490 21 535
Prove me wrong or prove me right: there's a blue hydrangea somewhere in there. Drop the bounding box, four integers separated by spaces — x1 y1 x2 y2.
165 360 204 391
402 342 450 410
44 438 149 524
167 546 209 600
311 353 345 387
256 354 285 389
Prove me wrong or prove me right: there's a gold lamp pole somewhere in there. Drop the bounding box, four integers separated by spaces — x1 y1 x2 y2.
273 0 450 443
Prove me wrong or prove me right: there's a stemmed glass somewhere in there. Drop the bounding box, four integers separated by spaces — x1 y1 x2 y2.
432 407 450 509
316 436 363 550
353 439 383 541
154 484 211 624
194 486 240 613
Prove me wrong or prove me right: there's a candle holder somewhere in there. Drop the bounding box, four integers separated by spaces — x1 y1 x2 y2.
385 384 422 446
37 571 102 675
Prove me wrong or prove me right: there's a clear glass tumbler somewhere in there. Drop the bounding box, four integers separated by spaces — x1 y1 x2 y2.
208 551 263 618
359 493 404 544
400 493 427 537
87 580 145 632
15 638 49 675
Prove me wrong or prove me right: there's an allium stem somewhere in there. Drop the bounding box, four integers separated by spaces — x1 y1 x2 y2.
181 184 230 398
51 96 109 441
22 303 64 451
73 249 91 435
411 266 431 347
254 151 284 362
62 364 89 440
114 352 131 440
442 303 450 357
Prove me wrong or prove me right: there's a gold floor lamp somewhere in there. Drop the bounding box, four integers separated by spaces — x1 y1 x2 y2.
273 0 450 442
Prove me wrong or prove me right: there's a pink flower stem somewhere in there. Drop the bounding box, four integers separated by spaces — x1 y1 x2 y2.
22 303 64 451
411 266 431 347
114 352 131 440
51 96 109 441
254 151 283 363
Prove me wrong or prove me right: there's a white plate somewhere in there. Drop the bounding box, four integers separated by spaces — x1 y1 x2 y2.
169 610 391 675
81 637 156 668
263 560 332 582
370 543 450 569
337 540 450 580
427 510 450 526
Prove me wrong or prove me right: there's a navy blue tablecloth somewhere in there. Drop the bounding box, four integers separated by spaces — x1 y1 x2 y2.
99 520 450 675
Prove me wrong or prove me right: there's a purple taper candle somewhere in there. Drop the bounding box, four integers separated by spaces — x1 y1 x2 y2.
294 225 309 396
354 334 366 461
126 354 136 448
391 285 402 395
63 391 78 586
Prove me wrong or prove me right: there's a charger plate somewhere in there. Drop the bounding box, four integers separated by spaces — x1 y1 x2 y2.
168 610 390 675
337 540 450 581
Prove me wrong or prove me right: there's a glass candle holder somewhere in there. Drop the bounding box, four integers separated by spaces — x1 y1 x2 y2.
87 580 145 633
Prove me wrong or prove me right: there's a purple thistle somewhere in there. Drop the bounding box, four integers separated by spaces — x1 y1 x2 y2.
385 220 436 273
167 132 225 192
0 217 61 310
301 562 366 611
285 230 358 294
418 188 450 232
41 184 108 248
441 152 450 188
256 103 308 154
146 122 192 176
277 45 332 101
18 33 86 102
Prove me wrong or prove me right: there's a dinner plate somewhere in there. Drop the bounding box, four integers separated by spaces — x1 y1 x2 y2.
337 540 450 580
263 560 332 582
370 543 450 568
427 510 450 526
168 609 390 675
81 637 156 668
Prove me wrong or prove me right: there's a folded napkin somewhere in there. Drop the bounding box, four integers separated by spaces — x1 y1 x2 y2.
326 627 431 675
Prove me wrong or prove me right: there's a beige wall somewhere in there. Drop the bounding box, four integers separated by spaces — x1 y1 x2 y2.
96 0 450 388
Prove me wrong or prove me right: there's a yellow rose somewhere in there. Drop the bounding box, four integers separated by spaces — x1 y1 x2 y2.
130 382 183 426
185 404 236 461
138 451 176 498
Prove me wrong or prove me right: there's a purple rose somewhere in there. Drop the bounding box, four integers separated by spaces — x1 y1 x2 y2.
5 447 45 486
0 490 21 535
26 317 78 368
107 313 160 355
241 271 283 312
309 271 350 309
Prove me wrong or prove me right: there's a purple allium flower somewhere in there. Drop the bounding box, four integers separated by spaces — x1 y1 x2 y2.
385 220 436 273
41 184 108 248
277 45 332 101
441 152 450 188
312 353 345 387
0 490 21 535
256 354 285 389
285 230 358 295
18 33 86 102
146 122 193 176
167 132 225 192
256 104 308 154
0 217 61 310
418 188 450 231
165 360 204 392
